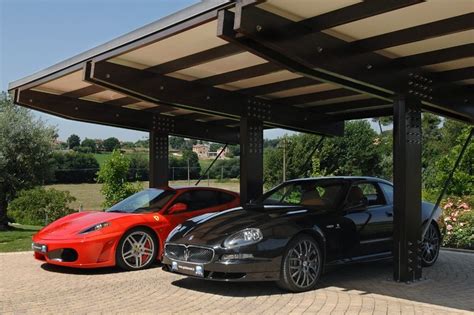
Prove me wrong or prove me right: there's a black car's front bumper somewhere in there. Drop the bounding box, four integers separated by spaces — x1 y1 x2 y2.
162 243 281 282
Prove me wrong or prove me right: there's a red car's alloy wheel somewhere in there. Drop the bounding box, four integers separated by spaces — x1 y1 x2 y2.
117 229 157 270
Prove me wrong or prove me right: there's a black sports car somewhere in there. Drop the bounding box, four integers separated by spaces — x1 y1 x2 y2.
162 177 441 292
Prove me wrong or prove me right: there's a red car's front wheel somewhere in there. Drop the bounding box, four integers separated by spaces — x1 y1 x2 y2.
116 228 158 271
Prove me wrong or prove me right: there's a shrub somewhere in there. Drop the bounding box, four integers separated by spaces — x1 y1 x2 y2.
208 158 240 179
50 151 99 183
128 153 149 181
438 197 473 249
8 187 76 226
97 150 142 208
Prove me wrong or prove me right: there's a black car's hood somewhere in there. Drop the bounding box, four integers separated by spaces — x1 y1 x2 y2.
167 205 323 246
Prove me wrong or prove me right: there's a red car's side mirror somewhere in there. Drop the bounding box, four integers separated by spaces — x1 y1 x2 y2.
168 203 188 214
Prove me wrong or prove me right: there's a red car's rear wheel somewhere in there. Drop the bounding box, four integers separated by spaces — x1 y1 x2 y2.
116 228 158 271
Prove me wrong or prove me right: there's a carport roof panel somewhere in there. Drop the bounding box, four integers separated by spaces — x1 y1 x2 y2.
8 0 473 125
8 0 233 90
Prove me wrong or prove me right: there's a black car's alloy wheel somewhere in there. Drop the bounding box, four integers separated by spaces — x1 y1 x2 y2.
421 223 440 267
116 228 158 271
278 235 322 292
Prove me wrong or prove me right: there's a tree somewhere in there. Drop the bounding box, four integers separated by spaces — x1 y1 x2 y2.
318 120 382 176
263 120 383 188
371 117 393 134
228 144 240 157
209 143 222 152
96 150 141 208
67 134 80 149
50 151 100 183
182 149 201 176
169 136 186 150
134 138 149 148
0 93 56 229
425 127 473 197
103 137 121 152
81 138 97 153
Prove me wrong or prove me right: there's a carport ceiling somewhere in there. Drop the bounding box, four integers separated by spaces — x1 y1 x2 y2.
9 0 474 138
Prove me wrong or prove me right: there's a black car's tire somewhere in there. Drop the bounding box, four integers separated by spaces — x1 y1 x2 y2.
421 223 441 267
277 234 323 292
116 227 158 271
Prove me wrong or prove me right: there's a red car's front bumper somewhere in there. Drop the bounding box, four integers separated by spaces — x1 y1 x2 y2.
32 232 123 268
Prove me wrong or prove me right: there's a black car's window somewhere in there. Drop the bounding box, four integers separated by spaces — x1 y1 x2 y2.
380 183 393 204
107 189 176 213
348 183 385 206
260 181 346 209
171 190 221 212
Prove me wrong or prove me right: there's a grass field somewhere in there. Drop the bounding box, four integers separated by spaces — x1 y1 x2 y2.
93 152 149 167
93 152 215 170
0 224 42 252
47 179 240 210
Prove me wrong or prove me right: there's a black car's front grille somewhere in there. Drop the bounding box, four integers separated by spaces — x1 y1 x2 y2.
165 244 214 263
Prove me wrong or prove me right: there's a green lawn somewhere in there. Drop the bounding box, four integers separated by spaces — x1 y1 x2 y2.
93 153 111 167
0 224 42 252
93 152 148 167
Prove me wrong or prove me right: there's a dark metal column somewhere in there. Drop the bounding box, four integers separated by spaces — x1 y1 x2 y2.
240 116 264 205
393 94 423 282
149 115 172 188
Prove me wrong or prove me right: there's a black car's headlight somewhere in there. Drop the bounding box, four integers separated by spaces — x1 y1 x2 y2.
79 222 110 234
223 228 263 248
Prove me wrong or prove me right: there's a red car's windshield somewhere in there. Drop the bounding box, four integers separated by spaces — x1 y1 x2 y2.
107 188 176 213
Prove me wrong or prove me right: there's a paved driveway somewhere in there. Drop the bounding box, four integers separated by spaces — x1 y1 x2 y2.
1 250 473 314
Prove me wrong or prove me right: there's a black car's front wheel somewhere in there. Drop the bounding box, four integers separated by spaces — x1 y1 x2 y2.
277 235 323 292
421 223 440 267
116 228 158 271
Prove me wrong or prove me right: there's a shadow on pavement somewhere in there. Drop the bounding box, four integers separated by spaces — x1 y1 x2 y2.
171 251 473 312
40 261 162 275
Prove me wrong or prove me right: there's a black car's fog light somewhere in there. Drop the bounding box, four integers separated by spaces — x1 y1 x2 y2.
171 261 178 271
221 253 254 260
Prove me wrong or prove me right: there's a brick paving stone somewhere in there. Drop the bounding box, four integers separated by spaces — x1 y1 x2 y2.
0 250 473 314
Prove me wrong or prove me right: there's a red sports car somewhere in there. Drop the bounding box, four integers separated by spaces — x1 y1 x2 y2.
32 187 240 270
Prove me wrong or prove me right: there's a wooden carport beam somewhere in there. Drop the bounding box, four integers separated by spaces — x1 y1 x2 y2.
16 89 240 145
85 61 344 136
228 5 473 123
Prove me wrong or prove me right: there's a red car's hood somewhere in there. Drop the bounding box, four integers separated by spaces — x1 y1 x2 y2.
35 211 133 240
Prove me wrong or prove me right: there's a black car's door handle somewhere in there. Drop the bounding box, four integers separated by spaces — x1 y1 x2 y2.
385 211 393 217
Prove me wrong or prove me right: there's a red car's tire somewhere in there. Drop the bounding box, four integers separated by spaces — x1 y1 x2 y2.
116 227 158 271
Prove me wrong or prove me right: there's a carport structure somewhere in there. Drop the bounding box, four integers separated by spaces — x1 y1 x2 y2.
9 0 473 283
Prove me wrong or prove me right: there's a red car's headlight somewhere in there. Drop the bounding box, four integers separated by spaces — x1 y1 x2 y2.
79 222 111 234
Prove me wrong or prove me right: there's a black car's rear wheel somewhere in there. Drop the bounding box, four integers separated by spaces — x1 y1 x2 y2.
116 228 158 271
421 223 440 267
277 235 322 292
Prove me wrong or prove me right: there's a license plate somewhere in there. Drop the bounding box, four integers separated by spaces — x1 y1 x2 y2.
170 260 204 277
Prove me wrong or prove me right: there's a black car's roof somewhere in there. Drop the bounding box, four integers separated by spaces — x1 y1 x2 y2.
284 176 393 186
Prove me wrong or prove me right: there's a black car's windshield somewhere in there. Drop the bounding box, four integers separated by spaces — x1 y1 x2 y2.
107 188 175 213
258 180 346 209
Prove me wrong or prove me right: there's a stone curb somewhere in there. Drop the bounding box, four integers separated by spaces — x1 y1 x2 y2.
441 247 474 254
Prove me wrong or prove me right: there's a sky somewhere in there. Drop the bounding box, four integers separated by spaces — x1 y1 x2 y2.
1 0 377 142
0 0 298 142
